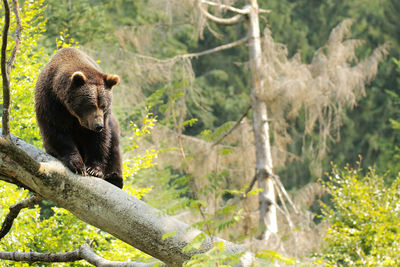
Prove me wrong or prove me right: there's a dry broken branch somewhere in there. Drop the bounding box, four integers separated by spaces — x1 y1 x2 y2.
182 36 249 58
273 181 294 229
199 1 244 25
0 195 42 240
270 173 299 215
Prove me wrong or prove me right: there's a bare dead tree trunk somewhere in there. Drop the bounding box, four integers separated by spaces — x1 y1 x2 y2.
196 0 277 240
246 0 277 239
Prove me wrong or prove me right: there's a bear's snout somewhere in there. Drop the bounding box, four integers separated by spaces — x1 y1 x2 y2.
95 122 104 132
80 109 104 132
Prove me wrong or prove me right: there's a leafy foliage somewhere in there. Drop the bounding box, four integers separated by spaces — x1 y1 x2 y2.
0 181 152 266
320 165 400 265
1 0 46 146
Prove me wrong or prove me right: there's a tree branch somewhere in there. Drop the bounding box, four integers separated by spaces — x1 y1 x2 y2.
273 181 294 229
79 244 159 267
199 2 244 25
182 36 249 59
1 0 11 139
6 0 22 75
201 0 250 15
270 173 299 215
0 243 159 266
0 195 42 240
1 0 22 139
0 249 81 263
0 132 254 266
211 105 251 147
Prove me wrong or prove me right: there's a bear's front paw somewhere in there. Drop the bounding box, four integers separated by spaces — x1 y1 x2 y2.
104 173 123 189
63 154 85 175
86 165 103 178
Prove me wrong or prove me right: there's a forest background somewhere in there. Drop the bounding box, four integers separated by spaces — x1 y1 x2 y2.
0 0 400 266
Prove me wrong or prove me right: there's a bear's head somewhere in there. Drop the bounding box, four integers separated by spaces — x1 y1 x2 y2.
65 71 119 132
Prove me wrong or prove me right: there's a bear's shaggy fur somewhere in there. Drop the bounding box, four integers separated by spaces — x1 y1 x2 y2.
35 47 123 188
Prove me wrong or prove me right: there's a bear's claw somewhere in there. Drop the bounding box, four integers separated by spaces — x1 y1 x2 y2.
63 154 85 175
86 166 103 178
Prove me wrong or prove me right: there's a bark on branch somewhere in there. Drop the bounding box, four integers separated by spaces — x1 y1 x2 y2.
0 133 254 266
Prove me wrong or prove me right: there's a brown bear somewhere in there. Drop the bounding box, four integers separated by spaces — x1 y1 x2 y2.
35 47 123 188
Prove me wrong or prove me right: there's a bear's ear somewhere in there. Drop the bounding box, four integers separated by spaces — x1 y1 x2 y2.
104 74 120 90
71 71 87 86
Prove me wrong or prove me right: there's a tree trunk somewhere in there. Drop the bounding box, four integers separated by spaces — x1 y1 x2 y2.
0 134 254 266
246 0 277 240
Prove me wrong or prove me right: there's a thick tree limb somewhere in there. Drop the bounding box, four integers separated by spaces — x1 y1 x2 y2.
1 0 11 139
0 243 158 266
0 195 42 240
0 133 254 266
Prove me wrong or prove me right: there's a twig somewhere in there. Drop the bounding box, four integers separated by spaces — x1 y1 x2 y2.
1 0 11 139
199 2 244 25
0 243 159 266
211 105 251 148
201 0 250 15
0 195 42 240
